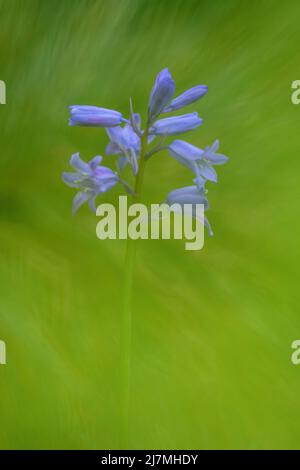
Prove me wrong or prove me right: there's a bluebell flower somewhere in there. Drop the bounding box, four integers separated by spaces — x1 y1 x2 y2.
62 153 119 213
149 113 202 136
148 68 175 123
169 139 228 186
167 185 208 207
105 124 141 175
166 185 213 236
106 122 155 174
69 106 124 127
163 85 208 113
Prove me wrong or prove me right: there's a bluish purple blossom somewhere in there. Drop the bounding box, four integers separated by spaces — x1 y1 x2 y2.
148 68 175 124
167 185 208 208
106 124 140 175
106 121 156 174
149 113 202 136
62 153 119 213
166 185 213 236
169 139 228 187
163 85 208 113
63 67 228 236
69 106 124 127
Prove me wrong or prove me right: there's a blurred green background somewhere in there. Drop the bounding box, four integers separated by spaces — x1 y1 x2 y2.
0 0 300 450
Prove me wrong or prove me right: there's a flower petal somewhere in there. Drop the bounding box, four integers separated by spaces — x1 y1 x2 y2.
117 156 128 171
169 139 203 163
193 174 206 191
149 113 202 135
69 106 123 127
207 153 229 165
163 85 208 113
148 68 175 123
70 153 91 174
72 191 89 214
204 140 229 165
106 126 123 144
204 216 214 236
88 195 97 212
89 155 102 170
99 179 118 193
132 113 141 130
198 162 218 183
129 148 138 176
167 185 208 207
129 97 141 133
106 141 122 155
95 166 118 181
62 172 81 188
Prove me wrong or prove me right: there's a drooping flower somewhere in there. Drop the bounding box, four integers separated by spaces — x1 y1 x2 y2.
168 139 228 187
105 124 141 175
62 153 119 213
166 185 213 236
163 85 208 113
167 185 208 207
148 68 175 124
149 113 202 136
69 106 124 127
105 121 155 174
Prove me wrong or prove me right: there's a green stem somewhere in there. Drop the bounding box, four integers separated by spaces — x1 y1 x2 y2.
120 128 148 448
145 136 167 161
135 129 149 198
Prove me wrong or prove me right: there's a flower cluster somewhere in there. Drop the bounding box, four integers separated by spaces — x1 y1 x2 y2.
63 68 228 234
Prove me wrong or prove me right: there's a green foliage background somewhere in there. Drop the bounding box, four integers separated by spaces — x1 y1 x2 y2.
0 0 299 449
